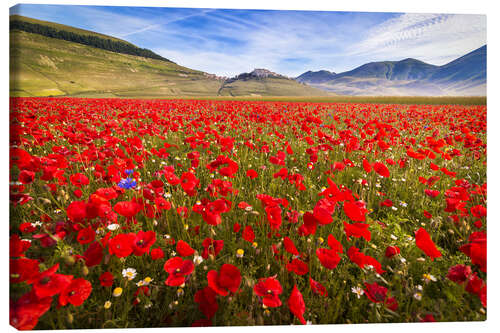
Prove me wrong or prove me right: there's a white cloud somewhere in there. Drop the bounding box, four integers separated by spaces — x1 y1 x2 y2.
347 13 486 65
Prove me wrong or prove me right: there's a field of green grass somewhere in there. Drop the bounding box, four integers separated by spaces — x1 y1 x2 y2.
10 30 222 97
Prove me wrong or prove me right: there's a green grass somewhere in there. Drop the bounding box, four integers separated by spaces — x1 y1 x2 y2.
10 30 223 97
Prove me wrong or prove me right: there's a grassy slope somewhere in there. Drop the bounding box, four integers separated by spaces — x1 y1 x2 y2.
10 30 223 97
218 77 331 97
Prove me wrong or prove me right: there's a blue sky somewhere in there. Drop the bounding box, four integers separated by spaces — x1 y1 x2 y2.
10 4 486 77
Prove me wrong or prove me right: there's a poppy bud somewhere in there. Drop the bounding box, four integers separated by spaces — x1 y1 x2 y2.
82 265 89 276
67 313 74 324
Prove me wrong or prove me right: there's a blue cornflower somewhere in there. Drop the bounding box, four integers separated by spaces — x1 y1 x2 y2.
125 169 134 176
118 177 137 190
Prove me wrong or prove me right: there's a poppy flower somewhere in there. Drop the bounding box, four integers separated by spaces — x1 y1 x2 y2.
10 258 39 284
247 169 259 179
9 290 52 330
70 173 89 188
32 264 73 298
286 258 309 275
316 248 341 269
298 212 318 236
83 241 104 267
327 234 343 253
201 238 224 259
76 227 95 245
265 205 282 230
163 257 194 286
99 272 114 287
58 278 92 306
10 234 31 257
385 246 400 258
132 231 156 256
343 200 368 222
150 248 165 260
114 201 141 218
446 264 472 284
254 277 283 307
283 236 299 255
373 162 390 177
18 170 35 184
108 233 136 258
364 282 388 303
343 221 371 241
242 226 255 243
288 285 306 324
194 286 218 319
309 277 328 297
415 228 442 260
459 231 486 272
66 201 88 223
207 264 241 296
176 240 195 257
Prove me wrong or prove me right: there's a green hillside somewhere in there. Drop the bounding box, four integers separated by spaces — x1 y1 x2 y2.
10 15 332 98
10 29 223 97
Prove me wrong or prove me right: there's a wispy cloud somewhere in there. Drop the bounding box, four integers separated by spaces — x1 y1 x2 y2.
10 5 486 76
347 13 486 65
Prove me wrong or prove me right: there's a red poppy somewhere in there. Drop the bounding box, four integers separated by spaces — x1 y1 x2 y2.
309 277 328 297
83 241 104 267
286 258 309 275
10 290 52 330
254 277 283 307
32 264 73 298
415 228 442 260
446 264 471 284
150 248 165 260
10 258 39 284
327 234 343 253
283 236 299 255
364 282 391 304
316 248 341 269
114 201 141 218
132 231 156 256
70 173 89 188
18 170 35 184
176 240 195 257
385 246 400 258
373 162 390 177
59 278 92 306
343 200 368 222
343 221 371 241
265 205 282 230
108 233 136 258
99 272 114 287
163 257 194 286
242 226 255 243
76 227 95 245
288 285 306 324
201 238 224 259
66 201 88 223
194 286 218 319
10 234 31 257
459 231 486 272
207 264 241 296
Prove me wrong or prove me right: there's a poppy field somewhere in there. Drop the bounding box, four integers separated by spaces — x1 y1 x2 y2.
9 97 486 329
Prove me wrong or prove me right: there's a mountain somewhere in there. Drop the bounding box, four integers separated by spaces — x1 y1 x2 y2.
10 15 329 98
296 46 486 96
296 70 337 84
10 15 224 97
218 69 331 97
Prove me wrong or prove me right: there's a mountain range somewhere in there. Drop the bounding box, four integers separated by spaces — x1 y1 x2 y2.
295 46 486 96
10 14 486 98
